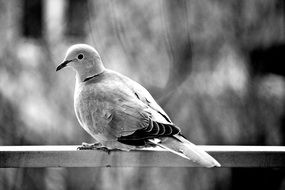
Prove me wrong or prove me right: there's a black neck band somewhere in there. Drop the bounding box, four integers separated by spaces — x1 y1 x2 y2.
83 72 103 82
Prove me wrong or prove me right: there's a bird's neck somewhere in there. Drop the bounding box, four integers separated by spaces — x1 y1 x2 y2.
76 63 105 83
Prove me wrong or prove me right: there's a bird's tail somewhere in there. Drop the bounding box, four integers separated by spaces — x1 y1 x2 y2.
149 134 221 168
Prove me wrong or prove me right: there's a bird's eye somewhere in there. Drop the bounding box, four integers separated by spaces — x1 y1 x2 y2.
78 54 84 60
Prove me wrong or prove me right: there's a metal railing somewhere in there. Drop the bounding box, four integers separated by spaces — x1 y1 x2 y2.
0 146 285 168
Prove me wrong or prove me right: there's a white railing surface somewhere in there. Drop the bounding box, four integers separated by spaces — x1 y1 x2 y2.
0 146 285 168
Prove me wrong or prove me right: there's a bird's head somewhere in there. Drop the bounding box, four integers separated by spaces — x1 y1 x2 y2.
56 44 105 82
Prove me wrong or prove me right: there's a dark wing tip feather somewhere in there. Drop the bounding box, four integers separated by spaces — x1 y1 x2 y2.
151 122 160 135
164 124 173 136
144 121 153 132
157 123 166 135
118 119 181 146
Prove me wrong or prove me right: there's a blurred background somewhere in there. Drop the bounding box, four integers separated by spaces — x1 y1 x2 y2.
0 0 285 189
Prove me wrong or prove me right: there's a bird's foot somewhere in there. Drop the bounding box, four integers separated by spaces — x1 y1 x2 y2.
77 142 111 154
77 142 102 149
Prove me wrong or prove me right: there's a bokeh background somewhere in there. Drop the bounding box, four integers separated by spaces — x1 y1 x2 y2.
1 0 285 189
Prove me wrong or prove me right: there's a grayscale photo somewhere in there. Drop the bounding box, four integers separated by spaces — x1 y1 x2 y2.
0 0 285 190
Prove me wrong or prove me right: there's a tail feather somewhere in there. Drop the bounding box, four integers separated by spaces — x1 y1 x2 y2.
149 135 221 168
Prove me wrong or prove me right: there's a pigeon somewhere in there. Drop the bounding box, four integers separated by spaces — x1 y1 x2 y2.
56 44 221 167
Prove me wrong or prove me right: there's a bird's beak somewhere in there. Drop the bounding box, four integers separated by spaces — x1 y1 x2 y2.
56 60 73 71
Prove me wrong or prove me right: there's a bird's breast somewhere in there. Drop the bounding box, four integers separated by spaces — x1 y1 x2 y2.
74 84 113 140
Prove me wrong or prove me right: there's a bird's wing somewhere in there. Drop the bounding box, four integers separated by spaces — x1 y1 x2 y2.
99 85 180 145
97 71 181 145
112 70 173 124
131 83 172 123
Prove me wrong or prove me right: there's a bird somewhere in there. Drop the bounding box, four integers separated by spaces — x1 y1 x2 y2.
56 44 221 167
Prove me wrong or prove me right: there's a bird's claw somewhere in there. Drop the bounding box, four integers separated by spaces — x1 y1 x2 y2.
77 142 111 154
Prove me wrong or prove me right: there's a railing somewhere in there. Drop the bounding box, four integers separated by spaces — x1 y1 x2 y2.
0 146 285 168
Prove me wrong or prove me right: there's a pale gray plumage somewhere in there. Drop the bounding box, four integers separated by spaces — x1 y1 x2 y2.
56 44 221 167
